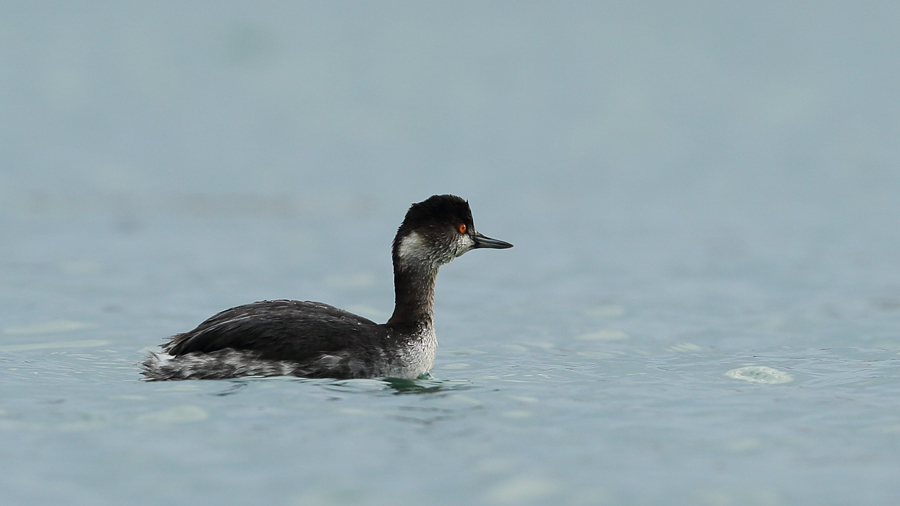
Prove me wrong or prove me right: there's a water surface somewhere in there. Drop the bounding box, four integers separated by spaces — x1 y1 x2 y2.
3 2 900 505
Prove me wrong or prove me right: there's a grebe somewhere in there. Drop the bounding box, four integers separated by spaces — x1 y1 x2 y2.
141 194 512 380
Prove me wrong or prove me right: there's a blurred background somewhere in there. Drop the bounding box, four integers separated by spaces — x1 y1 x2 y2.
2 2 900 505
4 1 899 315
4 1 898 215
3 1 900 290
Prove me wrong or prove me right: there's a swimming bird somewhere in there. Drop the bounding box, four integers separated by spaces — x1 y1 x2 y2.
141 194 512 380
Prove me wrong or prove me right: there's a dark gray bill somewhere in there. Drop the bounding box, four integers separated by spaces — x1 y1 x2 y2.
472 231 514 249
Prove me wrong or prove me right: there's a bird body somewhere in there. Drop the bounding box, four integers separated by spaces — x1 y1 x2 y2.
141 195 512 381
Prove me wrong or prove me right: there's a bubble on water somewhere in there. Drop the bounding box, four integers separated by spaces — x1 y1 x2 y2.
577 329 629 341
725 366 793 384
138 405 208 423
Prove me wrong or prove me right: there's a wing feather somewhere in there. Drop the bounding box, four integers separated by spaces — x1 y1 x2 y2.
164 300 381 363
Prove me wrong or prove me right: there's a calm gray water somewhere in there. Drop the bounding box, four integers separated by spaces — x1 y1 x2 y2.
3 2 900 505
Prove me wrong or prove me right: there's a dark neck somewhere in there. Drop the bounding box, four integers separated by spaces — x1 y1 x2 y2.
386 255 438 328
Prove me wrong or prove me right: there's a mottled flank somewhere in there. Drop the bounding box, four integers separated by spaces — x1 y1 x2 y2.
141 300 438 381
141 195 511 381
142 350 303 380
141 319 438 381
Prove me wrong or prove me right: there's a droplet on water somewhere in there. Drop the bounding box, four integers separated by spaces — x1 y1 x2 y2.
725 366 793 384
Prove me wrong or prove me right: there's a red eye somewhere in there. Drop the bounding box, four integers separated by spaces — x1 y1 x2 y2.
458 224 467 234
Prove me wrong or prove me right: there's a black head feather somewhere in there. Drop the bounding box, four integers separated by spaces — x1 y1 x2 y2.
394 194 473 243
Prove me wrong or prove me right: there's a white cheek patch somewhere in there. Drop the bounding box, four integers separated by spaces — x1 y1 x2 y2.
398 230 477 267
398 231 430 263
456 234 476 256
